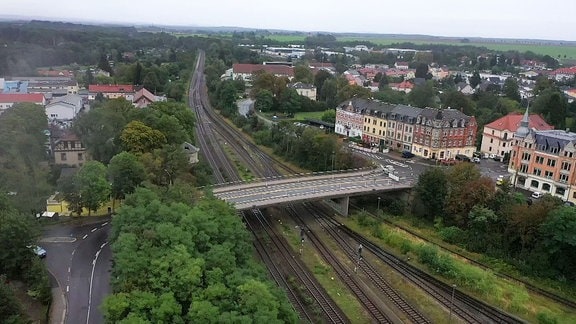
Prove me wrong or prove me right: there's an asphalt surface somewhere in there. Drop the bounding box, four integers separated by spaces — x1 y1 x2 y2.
41 217 112 324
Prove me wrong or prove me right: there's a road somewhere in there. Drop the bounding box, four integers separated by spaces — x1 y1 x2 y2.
41 218 112 324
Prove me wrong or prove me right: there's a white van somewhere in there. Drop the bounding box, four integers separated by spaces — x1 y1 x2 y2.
531 192 542 199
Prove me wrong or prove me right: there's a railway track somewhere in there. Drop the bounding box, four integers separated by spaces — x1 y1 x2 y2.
311 203 525 323
349 203 576 311
244 209 348 324
285 205 394 323
296 203 432 324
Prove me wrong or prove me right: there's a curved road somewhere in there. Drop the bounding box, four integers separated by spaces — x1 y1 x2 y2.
41 218 112 324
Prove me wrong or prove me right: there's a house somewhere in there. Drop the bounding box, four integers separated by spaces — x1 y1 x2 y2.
52 132 88 167
456 82 475 95
389 80 414 93
88 84 135 101
182 142 199 164
2 80 28 93
362 101 396 148
395 62 410 70
0 93 46 114
132 88 166 108
481 110 553 158
8 76 78 97
509 122 576 203
288 82 317 101
231 64 294 83
45 94 83 122
335 99 367 138
386 105 422 152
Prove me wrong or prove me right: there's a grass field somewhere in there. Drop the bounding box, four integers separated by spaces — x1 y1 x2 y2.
265 34 576 59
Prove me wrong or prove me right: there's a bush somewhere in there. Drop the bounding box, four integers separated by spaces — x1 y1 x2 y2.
537 311 558 324
438 226 466 244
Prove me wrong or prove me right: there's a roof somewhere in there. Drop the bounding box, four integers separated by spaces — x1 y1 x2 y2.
533 130 576 152
49 94 82 107
484 112 553 132
133 88 156 102
289 82 315 90
88 84 134 93
0 93 45 103
232 64 294 77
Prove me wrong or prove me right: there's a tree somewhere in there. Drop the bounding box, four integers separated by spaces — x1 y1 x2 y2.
108 152 146 200
539 206 576 280
415 63 432 80
133 62 143 85
293 65 313 84
76 161 111 215
470 71 481 89
408 81 436 108
441 90 475 115
321 109 336 123
532 89 568 129
142 71 160 93
0 211 39 279
0 279 26 324
120 121 167 153
314 70 333 101
414 167 448 220
503 78 521 102
336 84 371 104
279 88 301 117
254 90 274 113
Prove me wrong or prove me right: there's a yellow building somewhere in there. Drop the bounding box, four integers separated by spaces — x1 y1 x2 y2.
46 192 119 216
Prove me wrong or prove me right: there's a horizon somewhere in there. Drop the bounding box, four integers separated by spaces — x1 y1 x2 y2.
1 0 576 42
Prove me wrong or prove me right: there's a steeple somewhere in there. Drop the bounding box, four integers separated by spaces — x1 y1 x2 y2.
515 104 530 139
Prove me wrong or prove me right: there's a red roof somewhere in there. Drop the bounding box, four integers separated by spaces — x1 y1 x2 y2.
0 93 45 103
89 84 134 93
233 64 294 77
484 112 553 132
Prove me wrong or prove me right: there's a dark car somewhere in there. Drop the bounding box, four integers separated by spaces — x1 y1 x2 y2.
402 151 415 158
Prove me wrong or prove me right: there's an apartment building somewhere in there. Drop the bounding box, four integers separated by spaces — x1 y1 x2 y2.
509 111 576 202
336 98 477 158
481 111 552 158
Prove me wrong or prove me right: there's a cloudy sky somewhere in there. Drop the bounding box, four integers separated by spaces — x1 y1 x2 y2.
2 0 575 41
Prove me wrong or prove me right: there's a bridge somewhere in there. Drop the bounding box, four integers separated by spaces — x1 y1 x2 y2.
212 169 415 215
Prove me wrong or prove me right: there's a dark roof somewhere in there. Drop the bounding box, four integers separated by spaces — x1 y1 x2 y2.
533 130 576 153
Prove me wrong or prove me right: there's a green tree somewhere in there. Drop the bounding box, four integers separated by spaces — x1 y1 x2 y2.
254 89 274 113
120 121 167 153
0 211 39 278
470 71 481 89
532 89 568 129
0 279 26 324
503 78 521 102
540 206 576 280
76 161 111 215
441 90 476 115
108 152 146 200
408 81 436 108
279 88 301 116
293 65 313 84
414 167 448 220
415 63 432 80
321 109 336 123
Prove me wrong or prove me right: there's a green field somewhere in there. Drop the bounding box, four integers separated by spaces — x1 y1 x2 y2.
265 34 576 59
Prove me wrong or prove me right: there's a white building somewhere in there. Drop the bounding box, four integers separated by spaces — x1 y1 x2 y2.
45 94 83 121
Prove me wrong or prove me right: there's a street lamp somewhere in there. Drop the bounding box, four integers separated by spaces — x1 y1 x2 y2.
449 284 457 323
377 197 381 213
331 151 336 179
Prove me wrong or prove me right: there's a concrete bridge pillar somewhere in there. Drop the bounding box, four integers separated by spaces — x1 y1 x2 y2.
324 196 350 216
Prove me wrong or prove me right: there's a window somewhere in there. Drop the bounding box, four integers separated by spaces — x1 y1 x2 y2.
502 142 506 147
78 153 83 161
533 168 542 176
522 152 531 161
520 164 529 173
547 159 556 167
545 171 554 179
556 187 566 195
489 146 492 152
60 153 67 161
531 180 539 188
542 183 551 192
560 174 569 183
562 161 572 171
535 156 544 164
490 138 494 143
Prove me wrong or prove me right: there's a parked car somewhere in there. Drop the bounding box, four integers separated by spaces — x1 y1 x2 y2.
496 175 505 185
402 151 415 158
29 245 47 258
455 154 471 162
472 157 481 163
531 192 542 199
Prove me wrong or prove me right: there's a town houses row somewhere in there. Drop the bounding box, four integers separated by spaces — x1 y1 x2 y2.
335 98 478 160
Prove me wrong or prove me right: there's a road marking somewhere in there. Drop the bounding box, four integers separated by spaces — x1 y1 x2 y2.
71 249 75 256
39 237 77 243
86 245 104 324
91 228 97 233
100 242 107 249
82 234 88 240
66 285 69 292
101 222 108 227
68 267 70 273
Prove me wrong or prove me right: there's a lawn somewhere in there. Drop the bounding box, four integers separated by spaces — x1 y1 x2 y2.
293 111 325 121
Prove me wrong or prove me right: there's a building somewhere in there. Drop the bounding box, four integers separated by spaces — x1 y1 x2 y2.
412 108 477 160
132 88 166 108
7 76 78 98
88 84 135 101
335 99 367 138
481 111 553 158
336 98 477 158
45 94 83 122
0 93 46 114
182 142 199 164
52 132 88 167
509 112 576 202
230 64 294 83
288 82 317 101
389 80 414 93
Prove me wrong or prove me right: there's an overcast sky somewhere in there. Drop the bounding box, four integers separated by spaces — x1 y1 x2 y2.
2 0 575 41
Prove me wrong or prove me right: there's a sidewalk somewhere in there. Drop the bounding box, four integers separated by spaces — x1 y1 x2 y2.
50 287 66 324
